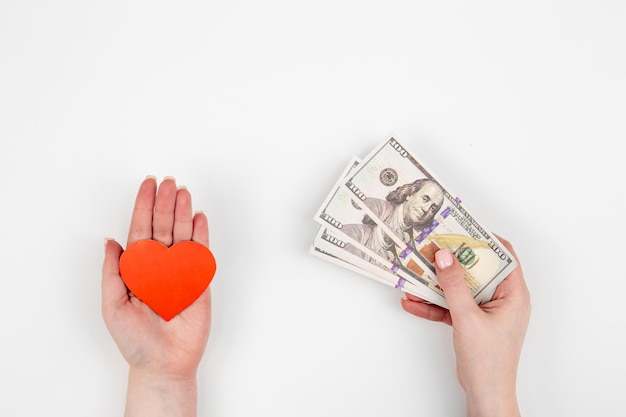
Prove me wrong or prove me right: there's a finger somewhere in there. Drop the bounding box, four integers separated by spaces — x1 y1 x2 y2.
152 177 177 246
127 176 157 246
491 265 529 302
173 186 193 244
191 211 209 247
404 292 425 302
102 239 128 312
435 249 479 319
401 296 452 325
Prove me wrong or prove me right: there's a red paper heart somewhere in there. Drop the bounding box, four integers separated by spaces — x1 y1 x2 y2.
119 240 216 321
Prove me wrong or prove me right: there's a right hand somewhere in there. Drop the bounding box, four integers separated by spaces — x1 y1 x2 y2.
401 238 531 416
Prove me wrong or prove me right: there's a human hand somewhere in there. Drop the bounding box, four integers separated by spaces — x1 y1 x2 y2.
102 176 211 417
401 238 530 417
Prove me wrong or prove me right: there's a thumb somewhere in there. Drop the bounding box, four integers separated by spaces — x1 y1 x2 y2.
102 238 127 311
435 249 478 318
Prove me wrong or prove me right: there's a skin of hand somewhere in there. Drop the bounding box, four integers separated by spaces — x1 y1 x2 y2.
401 238 531 417
102 176 211 417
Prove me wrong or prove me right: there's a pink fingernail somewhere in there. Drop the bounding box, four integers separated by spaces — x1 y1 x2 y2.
435 249 454 269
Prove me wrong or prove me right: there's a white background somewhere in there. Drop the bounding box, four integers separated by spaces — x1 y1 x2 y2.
1 1 625 416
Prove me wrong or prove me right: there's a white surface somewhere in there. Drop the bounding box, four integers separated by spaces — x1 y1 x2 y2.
1 1 625 416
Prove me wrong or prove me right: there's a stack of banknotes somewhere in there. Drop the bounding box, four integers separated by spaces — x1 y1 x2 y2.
309 135 517 308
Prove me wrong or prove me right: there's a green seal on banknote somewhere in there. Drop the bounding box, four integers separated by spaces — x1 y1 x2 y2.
456 246 478 268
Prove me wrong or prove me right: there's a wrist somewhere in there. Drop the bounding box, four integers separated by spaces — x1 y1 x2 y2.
125 367 198 417
128 364 198 384
465 387 520 417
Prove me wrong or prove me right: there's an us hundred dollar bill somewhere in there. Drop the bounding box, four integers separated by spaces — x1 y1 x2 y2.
343 136 517 304
311 226 446 305
313 157 447 305
310 241 397 287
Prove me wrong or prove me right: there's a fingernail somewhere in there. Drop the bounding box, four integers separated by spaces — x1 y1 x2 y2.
177 185 187 191
145 175 157 181
435 249 454 269
104 238 112 252
164 176 176 182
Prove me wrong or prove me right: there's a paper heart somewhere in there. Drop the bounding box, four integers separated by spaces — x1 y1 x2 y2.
119 239 216 321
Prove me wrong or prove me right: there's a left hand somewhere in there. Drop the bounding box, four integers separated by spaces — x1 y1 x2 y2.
102 176 212 381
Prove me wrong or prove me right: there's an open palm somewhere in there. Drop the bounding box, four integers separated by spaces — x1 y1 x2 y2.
102 176 212 380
